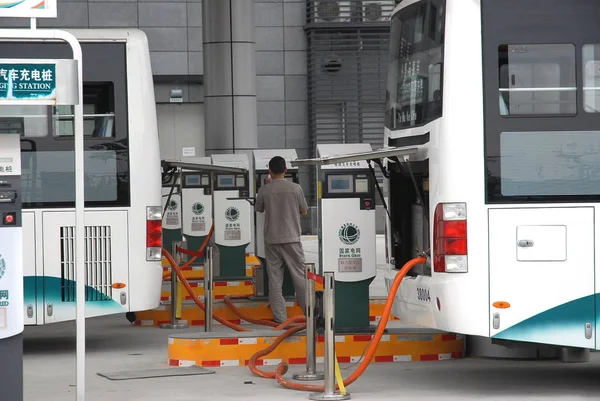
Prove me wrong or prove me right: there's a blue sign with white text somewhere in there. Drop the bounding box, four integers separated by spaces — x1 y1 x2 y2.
0 63 56 101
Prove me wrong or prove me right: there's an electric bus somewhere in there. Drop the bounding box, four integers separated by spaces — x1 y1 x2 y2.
311 0 600 351
0 29 163 325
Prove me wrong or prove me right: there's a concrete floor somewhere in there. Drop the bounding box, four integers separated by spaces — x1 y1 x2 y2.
21 235 600 400
23 314 600 401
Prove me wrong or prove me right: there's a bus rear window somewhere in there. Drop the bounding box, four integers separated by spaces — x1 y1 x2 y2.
385 0 445 130
500 131 600 197
21 150 119 205
498 44 577 116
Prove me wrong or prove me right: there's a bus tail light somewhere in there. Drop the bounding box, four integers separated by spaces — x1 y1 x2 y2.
146 206 163 261
433 203 468 273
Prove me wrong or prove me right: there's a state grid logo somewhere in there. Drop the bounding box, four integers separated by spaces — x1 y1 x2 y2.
167 199 178 211
0 254 6 281
192 202 204 216
339 223 360 246
225 207 240 222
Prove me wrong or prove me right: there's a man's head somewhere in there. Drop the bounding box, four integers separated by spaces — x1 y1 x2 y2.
268 156 287 178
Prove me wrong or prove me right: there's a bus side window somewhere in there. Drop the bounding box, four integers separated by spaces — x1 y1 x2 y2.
53 81 116 138
498 44 576 117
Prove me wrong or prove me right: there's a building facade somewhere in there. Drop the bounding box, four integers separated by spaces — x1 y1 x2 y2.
0 0 396 232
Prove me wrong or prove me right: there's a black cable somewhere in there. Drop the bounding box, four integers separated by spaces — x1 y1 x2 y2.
405 160 429 223
367 159 391 221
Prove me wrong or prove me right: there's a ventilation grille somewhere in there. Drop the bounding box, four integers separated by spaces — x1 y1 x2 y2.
309 0 396 24
307 28 391 199
60 226 113 302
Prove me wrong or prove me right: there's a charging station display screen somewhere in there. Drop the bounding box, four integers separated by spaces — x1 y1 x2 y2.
259 173 296 186
328 175 354 193
218 175 235 187
186 175 201 185
355 178 369 193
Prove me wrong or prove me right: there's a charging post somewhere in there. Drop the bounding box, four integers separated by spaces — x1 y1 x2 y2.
293 263 324 381
161 168 182 265
0 5 84 398
161 160 248 330
180 157 214 268
0 134 24 400
317 143 377 332
211 154 253 278
292 145 418 333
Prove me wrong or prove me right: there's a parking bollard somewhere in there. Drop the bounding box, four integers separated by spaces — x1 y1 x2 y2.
294 263 324 381
309 272 350 400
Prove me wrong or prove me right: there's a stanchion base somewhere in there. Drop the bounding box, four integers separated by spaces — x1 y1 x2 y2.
293 372 325 381
160 322 189 329
309 391 351 400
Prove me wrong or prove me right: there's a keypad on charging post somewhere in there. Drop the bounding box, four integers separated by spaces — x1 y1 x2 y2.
0 180 19 227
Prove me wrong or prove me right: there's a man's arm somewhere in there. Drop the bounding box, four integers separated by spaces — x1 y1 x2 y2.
296 186 308 216
255 189 265 213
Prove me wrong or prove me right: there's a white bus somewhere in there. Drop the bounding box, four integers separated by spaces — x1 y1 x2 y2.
0 29 163 325
327 0 600 351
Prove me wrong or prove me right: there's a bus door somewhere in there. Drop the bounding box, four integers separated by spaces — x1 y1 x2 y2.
489 207 595 349
42 211 130 324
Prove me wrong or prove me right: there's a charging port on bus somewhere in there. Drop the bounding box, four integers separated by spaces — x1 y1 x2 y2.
388 159 430 276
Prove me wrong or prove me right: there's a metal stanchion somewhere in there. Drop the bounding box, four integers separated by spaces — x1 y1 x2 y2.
294 263 324 381
204 246 213 332
309 272 350 401
160 241 189 329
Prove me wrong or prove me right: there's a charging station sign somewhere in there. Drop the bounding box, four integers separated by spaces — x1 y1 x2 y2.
0 63 56 101
0 59 78 106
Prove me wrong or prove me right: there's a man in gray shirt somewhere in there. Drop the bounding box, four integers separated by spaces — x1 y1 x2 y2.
255 156 308 323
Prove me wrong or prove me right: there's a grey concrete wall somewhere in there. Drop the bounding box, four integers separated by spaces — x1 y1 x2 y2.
255 0 310 194
0 0 311 178
0 0 204 77
0 0 316 232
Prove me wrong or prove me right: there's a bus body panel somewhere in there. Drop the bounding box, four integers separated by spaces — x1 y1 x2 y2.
429 0 488 337
40 210 130 324
10 29 162 325
385 0 600 348
489 207 595 348
385 0 490 337
121 29 162 313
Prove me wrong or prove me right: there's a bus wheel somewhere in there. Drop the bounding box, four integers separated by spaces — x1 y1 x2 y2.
126 312 137 324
